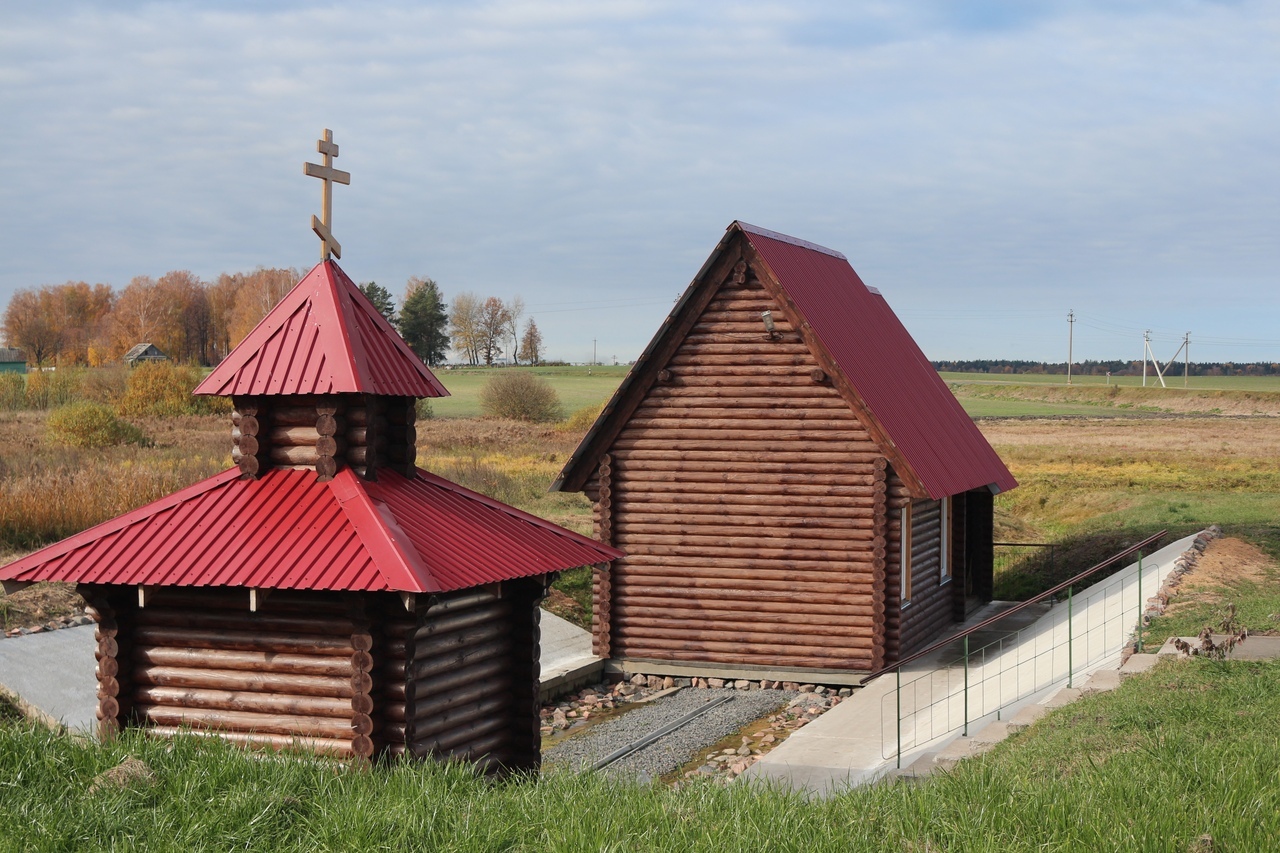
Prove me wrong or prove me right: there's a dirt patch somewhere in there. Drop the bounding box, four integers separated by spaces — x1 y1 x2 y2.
542 587 589 628
1163 537 1276 617
1 582 85 631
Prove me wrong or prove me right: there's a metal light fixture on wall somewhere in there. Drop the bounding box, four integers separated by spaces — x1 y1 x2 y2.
761 310 776 336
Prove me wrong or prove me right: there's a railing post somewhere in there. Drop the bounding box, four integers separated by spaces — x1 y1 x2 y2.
1137 552 1144 653
963 635 970 737
896 669 902 769
1067 584 1074 688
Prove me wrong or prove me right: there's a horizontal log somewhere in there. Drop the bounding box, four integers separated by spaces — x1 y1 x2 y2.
316 414 338 436
344 409 387 429
411 678 513 720
135 609 356 636
613 498 878 517
617 427 874 445
272 405 328 426
384 722 406 743
134 588 353 615
411 714 509 754
616 470 876 489
427 588 502 615
622 417 860 433
383 682 406 701
613 623 871 648
415 603 512 640
134 665 356 698
614 612 874 636
618 541 878 564
666 354 815 368
618 554 877 574
619 647 871 671
611 456 877 473
410 658 508 702
145 726 355 757
408 639 511 682
133 646 353 676
134 686 355 718
137 704 358 739
418 733 510 764
269 445 321 466
269 426 321 446
133 627 355 656
612 521 877 540
414 622 509 659
617 482 882 500
614 634 872 660
412 694 510 738
611 599 873 620
647 380 845 394
238 456 260 477
237 415 260 436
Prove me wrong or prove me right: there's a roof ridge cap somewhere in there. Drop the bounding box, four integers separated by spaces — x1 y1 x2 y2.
734 221 847 260
329 468 439 593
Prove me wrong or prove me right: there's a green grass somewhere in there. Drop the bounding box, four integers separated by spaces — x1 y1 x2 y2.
958 397 1123 418
941 371 1280 392
431 365 629 419
2 658 1278 850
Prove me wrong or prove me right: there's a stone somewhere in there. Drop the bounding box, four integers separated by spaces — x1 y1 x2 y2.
675 677 692 688
616 684 637 697
782 682 800 691
761 734 776 744
89 757 156 795
813 685 826 695
722 748 737 755
647 675 664 690
662 676 675 690
737 745 751 756
798 684 815 693
630 673 647 686
731 762 747 775
707 678 726 688
734 680 751 690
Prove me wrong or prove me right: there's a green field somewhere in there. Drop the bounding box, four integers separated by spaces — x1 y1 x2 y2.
940 371 1280 392
429 365 630 419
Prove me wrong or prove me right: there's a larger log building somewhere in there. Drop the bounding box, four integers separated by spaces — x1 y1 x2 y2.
552 222 1017 685
0 260 621 773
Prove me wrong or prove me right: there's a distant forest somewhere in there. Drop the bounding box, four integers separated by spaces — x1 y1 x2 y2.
933 360 1280 377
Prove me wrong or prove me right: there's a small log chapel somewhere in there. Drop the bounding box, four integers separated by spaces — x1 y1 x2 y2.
0 131 621 773
552 221 1017 686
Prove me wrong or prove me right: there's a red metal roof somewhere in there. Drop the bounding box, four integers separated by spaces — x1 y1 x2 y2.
195 261 448 398
0 468 621 593
737 222 1017 499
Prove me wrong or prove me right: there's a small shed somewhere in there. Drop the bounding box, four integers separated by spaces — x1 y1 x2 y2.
0 260 621 773
123 343 167 366
552 222 1017 686
0 348 25 373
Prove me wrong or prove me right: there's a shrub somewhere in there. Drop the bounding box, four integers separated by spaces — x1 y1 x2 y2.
0 374 24 411
559 401 606 435
47 402 149 448
415 398 434 420
479 371 563 423
24 370 49 409
81 366 129 406
117 363 229 418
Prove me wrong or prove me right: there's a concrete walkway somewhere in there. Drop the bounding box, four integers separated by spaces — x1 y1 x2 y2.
0 608 598 734
744 533 1198 795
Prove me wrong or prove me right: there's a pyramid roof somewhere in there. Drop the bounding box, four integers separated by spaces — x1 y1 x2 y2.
195 260 448 398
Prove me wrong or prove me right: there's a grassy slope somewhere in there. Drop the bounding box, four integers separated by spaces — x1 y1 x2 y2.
1 659 1277 851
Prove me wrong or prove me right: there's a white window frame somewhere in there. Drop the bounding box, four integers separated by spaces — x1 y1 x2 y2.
900 503 913 605
939 495 951 584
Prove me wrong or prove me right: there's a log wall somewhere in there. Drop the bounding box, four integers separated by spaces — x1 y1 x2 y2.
231 394 418 481
600 270 883 672
402 578 547 776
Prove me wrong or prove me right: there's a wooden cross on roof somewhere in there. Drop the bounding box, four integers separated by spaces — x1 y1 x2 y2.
304 129 351 260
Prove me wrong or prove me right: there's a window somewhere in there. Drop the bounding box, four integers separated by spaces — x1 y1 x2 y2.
940 495 951 583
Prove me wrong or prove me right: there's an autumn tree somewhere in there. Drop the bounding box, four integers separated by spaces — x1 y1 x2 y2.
518 318 543 365
400 277 449 366
449 292 483 365
227 268 300 347
49 282 114 365
358 282 397 326
2 288 60 366
109 275 185 360
505 296 525 364
478 297 511 366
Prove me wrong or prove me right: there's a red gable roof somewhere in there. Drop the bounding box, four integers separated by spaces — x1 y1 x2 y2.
738 222 1016 500
553 221 1015 501
195 260 448 398
0 468 621 593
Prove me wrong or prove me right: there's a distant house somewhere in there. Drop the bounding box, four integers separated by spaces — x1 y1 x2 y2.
0 348 25 374
552 221 1017 685
123 343 167 366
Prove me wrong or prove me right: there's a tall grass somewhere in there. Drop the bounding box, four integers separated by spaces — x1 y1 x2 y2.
0 659 1277 850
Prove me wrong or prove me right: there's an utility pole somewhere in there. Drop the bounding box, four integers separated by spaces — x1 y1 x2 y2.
1142 331 1149 387
1184 332 1190 388
1067 310 1075 386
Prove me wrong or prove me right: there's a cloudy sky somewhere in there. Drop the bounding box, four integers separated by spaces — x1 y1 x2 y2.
3 1 1278 364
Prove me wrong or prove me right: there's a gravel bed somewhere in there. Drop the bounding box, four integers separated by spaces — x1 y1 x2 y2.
543 687 794 781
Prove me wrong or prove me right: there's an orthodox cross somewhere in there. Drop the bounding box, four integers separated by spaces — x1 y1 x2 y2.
304 129 351 260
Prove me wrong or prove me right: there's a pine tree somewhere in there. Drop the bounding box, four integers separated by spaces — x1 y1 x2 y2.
358 282 397 327
400 278 450 366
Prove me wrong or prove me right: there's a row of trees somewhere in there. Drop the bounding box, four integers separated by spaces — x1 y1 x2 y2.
1 269 298 368
3 266 544 370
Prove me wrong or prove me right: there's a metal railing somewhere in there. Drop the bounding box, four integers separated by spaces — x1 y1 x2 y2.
993 541 1055 584
871 530 1167 767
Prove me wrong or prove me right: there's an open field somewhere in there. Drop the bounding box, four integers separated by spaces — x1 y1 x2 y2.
429 365 630 419
941 371 1280 391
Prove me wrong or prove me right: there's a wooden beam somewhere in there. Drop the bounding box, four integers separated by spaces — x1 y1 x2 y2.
1 580 32 596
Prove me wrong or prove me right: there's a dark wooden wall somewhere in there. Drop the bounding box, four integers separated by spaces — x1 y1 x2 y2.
594 270 885 673
83 581 547 775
